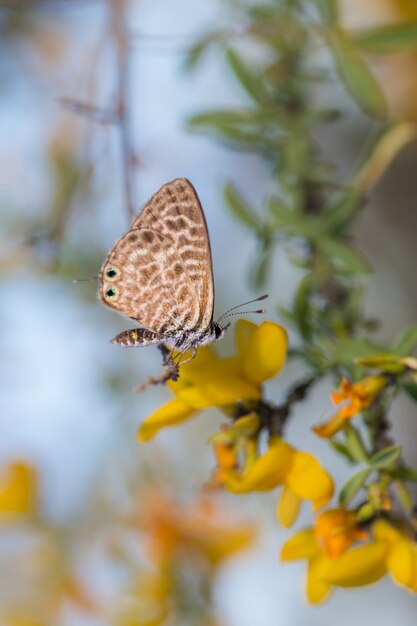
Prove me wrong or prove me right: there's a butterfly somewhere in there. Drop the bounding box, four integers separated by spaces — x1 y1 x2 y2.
98 178 267 383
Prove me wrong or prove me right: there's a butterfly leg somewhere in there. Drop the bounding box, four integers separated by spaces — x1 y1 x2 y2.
110 328 160 347
175 348 197 367
159 344 175 367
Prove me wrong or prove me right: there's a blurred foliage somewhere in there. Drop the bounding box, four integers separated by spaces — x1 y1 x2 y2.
0 460 254 626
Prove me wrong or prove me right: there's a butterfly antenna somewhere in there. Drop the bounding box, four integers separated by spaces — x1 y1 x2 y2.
217 294 268 323
218 308 267 323
73 275 99 284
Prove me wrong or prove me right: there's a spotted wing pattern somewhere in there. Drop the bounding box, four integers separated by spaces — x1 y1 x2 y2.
99 179 214 334
132 178 214 328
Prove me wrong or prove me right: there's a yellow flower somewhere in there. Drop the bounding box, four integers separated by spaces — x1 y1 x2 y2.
138 320 287 441
220 437 334 527
312 375 387 438
281 510 387 603
0 461 37 518
374 519 417 593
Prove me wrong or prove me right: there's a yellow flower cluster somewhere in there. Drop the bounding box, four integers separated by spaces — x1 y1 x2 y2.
281 509 417 603
138 320 417 605
138 321 334 528
138 319 287 441
214 435 334 528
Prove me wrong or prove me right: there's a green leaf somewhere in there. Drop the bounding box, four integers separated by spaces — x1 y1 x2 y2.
333 339 390 370
339 468 371 506
224 183 261 231
328 439 355 464
226 48 266 103
356 502 375 522
315 0 338 24
184 32 219 71
354 20 417 54
355 122 417 191
319 236 372 275
250 241 273 288
322 187 363 233
395 323 417 356
188 109 256 128
355 353 411 374
392 467 417 482
293 275 313 340
394 480 413 513
268 200 305 233
369 445 402 470
345 425 369 463
401 381 417 402
329 28 388 119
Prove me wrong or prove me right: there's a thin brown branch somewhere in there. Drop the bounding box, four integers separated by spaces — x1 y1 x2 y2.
234 376 319 437
108 0 137 221
60 98 119 125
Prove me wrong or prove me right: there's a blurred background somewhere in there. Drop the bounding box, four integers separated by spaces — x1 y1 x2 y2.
1 0 417 624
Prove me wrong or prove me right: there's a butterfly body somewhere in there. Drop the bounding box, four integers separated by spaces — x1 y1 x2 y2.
110 323 225 351
99 178 226 370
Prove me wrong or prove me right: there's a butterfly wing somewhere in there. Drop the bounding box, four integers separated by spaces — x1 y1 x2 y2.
99 179 214 333
132 178 215 328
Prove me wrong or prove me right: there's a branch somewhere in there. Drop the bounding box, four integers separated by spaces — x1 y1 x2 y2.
108 0 137 221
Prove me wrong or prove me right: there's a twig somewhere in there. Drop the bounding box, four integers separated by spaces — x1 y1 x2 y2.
108 0 137 221
60 98 119 125
235 376 318 437
259 376 318 436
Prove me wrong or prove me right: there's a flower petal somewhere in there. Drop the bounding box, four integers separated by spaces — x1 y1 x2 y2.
280 528 319 561
235 319 257 362
169 357 242 390
286 451 334 509
276 486 301 528
0 462 37 516
307 555 332 604
388 540 417 592
176 377 260 409
325 542 387 587
312 410 350 438
138 399 197 442
225 437 294 493
242 321 288 384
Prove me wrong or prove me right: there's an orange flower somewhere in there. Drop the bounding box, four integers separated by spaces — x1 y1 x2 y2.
140 493 255 568
314 508 368 557
313 375 387 438
281 509 385 603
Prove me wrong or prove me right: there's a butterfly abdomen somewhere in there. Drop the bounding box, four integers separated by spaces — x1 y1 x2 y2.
110 328 160 347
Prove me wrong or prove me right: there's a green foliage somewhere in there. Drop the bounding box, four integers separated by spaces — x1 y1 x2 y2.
339 468 371 506
354 20 417 54
224 183 262 231
395 323 417 356
328 28 388 119
226 48 267 103
313 0 339 24
369 445 402 470
344 425 369 463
